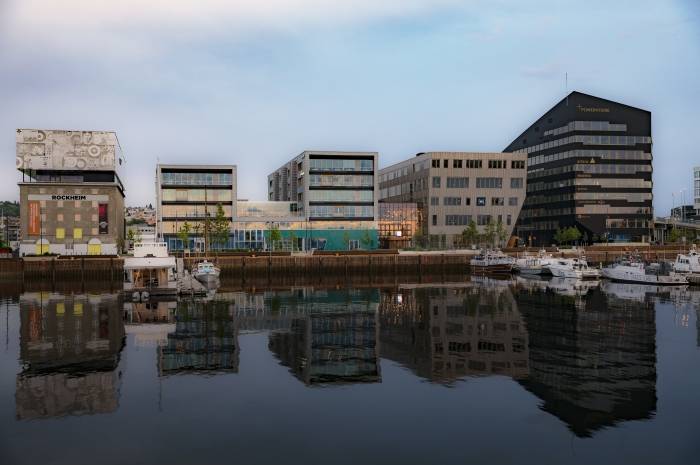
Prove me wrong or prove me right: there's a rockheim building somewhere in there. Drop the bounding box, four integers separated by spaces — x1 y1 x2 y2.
505 92 653 245
16 129 126 256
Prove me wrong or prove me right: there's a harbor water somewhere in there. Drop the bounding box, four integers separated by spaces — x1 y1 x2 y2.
1 277 699 464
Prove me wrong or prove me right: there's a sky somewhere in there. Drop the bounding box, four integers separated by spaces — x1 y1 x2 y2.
1 0 698 214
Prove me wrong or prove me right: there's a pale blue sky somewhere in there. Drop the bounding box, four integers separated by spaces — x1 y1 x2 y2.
1 0 698 213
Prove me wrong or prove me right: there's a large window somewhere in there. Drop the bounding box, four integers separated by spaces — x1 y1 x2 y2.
477 215 492 225
161 172 232 186
308 205 374 218
446 177 468 188
309 174 373 187
308 190 373 202
432 177 441 188
445 215 471 226
309 158 373 172
510 178 524 189
430 197 439 206
476 177 502 189
491 197 504 206
161 188 232 202
443 197 462 206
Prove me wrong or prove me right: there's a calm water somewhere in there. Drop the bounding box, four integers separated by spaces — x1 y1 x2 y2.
1 277 700 465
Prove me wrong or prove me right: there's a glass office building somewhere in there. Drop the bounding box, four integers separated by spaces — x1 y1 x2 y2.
505 92 653 245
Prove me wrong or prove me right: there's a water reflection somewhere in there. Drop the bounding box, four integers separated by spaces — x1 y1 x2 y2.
16 293 125 420
513 282 657 437
379 279 529 384
9 280 700 443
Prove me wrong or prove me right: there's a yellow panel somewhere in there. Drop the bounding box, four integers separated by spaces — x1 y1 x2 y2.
35 243 49 255
88 244 101 255
74 302 83 316
56 228 65 239
56 302 65 316
73 228 82 239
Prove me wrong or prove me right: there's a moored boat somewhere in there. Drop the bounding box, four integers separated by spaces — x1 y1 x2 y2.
601 259 687 285
547 257 600 279
192 260 221 286
469 250 515 273
673 245 700 274
514 249 555 275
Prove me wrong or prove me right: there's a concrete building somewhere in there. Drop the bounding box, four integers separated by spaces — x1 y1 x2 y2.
378 152 527 248
267 150 380 249
694 166 700 217
16 129 126 256
155 164 236 251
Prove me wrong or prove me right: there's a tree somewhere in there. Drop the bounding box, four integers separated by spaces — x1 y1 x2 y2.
126 229 135 247
360 229 373 249
667 227 681 243
268 224 282 251
484 219 497 247
177 221 191 252
567 227 582 245
496 219 507 247
553 228 565 245
211 203 230 251
462 221 479 248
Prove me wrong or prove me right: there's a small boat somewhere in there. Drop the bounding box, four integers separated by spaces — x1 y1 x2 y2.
192 260 221 285
514 249 555 275
673 245 700 274
470 250 515 274
601 259 687 285
547 257 600 279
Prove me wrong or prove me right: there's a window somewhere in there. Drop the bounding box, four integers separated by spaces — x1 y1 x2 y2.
488 160 504 169
430 197 439 206
476 197 486 206
432 159 440 168
445 215 471 226
467 160 482 169
511 160 525 169
432 215 438 226
446 177 468 188
453 159 463 168
510 177 524 189
507 214 512 226
465 197 471 206
477 215 492 226
491 197 504 206
508 197 518 206
432 177 441 188
443 197 462 206
348 239 360 250
73 228 83 239
443 159 448 168
56 228 65 239
476 177 503 188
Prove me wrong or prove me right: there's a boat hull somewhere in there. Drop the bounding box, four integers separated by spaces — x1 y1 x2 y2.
193 273 220 285
601 268 687 286
470 264 513 274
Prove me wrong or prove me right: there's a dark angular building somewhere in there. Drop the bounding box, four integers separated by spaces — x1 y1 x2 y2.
505 92 653 245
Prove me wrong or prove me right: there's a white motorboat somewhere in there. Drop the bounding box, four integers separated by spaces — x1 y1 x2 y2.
192 260 221 286
123 236 177 299
470 250 515 273
601 260 687 285
547 257 600 279
673 245 700 274
514 249 555 275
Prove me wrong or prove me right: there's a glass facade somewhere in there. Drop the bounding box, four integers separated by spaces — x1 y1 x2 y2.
309 159 373 172
505 92 653 245
161 172 233 186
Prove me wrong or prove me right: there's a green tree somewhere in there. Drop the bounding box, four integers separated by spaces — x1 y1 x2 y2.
496 219 507 246
177 221 191 252
126 229 135 247
212 203 230 251
667 227 681 243
567 226 581 245
268 224 282 251
462 220 479 248
360 229 373 249
484 219 497 247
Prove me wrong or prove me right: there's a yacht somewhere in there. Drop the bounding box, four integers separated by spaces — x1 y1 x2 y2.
123 236 177 300
514 249 555 275
601 259 687 285
673 245 700 274
192 260 221 286
469 250 515 273
547 257 600 279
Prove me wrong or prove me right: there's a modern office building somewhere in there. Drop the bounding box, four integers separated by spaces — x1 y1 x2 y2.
505 91 653 245
155 164 236 251
16 129 126 256
378 152 527 248
377 202 420 249
694 166 700 217
267 150 379 249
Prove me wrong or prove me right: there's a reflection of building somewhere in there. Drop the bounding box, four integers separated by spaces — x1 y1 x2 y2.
123 301 177 347
379 283 529 384
17 129 126 256
515 287 657 437
158 300 239 375
379 152 527 248
505 92 653 245
378 202 420 249
16 293 125 419
694 166 700 217
269 312 380 385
